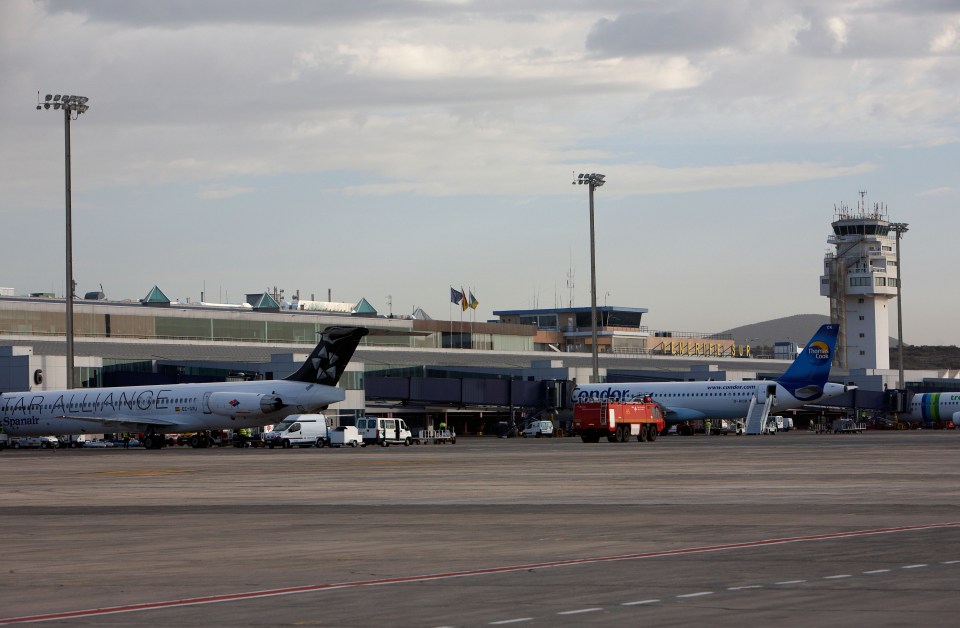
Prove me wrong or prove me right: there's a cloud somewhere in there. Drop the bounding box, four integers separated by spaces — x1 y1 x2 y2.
37 0 454 27
603 161 877 196
795 5 960 57
199 185 256 200
915 186 958 197
585 5 753 56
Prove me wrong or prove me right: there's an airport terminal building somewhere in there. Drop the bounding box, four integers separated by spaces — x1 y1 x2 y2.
0 293 814 432
3 287 955 435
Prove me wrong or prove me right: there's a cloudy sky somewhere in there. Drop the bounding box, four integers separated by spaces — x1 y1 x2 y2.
2 0 958 344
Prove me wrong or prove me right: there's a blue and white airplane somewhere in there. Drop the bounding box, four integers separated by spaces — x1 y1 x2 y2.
0 326 368 449
909 393 960 427
572 324 852 424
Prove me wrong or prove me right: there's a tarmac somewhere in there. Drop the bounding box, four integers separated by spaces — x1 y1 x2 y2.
1 430 959 626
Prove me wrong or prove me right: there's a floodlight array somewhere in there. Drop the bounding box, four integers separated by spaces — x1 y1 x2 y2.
36 94 90 114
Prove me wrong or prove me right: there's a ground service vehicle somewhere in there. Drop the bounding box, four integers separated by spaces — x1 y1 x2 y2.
522 420 554 438
573 399 665 443
831 418 865 434
10 435 59 449
357 417 413 446
714 419 744 435
58 435 89 448
263 414 330 448
329 425 364 448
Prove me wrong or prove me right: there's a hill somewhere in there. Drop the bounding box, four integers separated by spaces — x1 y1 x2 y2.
721 314 830 347
721 314 960 370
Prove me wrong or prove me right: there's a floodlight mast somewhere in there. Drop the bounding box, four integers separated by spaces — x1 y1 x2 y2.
36 93 90 389
575 173 606 383
890 222 909 389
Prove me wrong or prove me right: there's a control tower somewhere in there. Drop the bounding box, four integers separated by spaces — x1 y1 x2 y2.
820 193 905 370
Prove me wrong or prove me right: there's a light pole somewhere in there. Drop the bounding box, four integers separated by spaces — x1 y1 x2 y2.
574 172 605 383
37 93 89 389
890 222 908 389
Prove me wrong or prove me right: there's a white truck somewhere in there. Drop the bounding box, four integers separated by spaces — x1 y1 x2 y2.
263 414 330 448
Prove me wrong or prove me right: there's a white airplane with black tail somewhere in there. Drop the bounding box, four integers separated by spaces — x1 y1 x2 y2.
0 326 368 449
572 324 852 426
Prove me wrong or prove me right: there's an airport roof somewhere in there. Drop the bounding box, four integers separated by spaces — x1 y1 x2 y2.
0 337 793 375
493 306 649 316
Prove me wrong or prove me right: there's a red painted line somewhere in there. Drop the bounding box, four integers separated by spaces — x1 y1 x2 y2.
2 521 957 624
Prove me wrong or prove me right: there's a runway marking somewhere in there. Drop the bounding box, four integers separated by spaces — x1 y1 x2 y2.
622 599 660 606
943 560 960 564
2 521 957 625
677 591 713 598
902 564 927 569
728 585 762 590
864 569 891 574
557 608 602 615
775 580 806 585
489 619 532 625
94 469 193 476
823 575 851 580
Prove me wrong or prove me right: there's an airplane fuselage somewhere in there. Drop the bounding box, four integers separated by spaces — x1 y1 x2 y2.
0 379 343 437
572 381 848 423
909 392 960 426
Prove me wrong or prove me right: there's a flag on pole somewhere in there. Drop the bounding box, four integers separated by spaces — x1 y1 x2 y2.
450 287 463 306
460 287 468 311
468 290 479 310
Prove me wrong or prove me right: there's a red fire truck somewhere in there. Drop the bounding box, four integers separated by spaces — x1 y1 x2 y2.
572 397 665 443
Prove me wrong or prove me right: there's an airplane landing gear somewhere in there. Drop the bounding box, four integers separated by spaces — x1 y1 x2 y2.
142 433 165 449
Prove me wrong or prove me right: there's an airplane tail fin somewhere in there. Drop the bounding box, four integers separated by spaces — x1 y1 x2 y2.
775 324 839 400
284 326 369 386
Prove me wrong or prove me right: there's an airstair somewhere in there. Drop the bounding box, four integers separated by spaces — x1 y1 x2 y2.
744 394 774 434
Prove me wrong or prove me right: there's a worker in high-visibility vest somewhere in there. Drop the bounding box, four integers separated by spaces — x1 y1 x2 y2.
705 419 712 436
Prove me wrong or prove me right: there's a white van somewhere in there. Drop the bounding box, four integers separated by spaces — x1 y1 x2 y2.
263 414 329 448
522 420 554 438
356 417 412 447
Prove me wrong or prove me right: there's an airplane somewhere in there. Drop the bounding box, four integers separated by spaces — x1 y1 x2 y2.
0 326 368 449
908 393 960 427
572 324 852 427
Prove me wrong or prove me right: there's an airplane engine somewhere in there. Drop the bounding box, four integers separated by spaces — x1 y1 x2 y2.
207 392 284 416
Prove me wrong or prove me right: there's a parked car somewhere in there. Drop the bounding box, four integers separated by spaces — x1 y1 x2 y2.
58 435 89 448
11 436 59 449
522 420 555 438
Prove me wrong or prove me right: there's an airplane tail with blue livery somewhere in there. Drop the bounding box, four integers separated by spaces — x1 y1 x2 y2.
774 323 839 400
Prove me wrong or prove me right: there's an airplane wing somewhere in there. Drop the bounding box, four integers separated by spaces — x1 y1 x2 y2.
54 415 181 431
